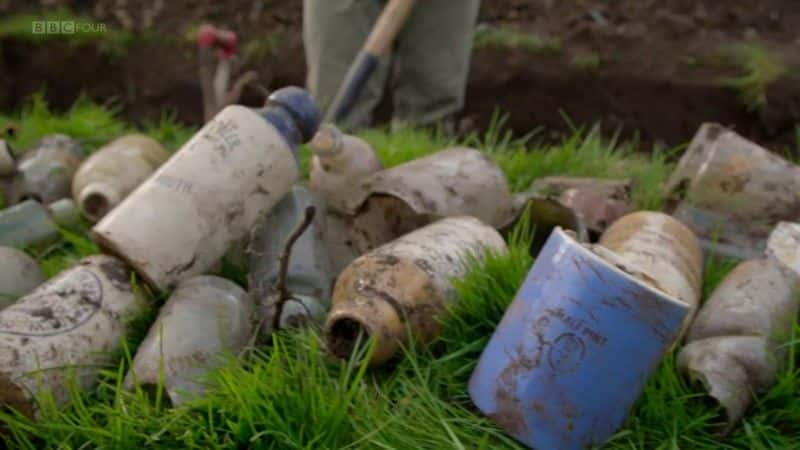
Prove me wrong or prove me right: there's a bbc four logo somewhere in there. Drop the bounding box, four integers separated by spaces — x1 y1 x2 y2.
31 21 105 34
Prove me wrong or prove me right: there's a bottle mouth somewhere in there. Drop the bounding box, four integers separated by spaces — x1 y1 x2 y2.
78 183 121 222
326 316 371 360
309 124 343 157
82 192 111 221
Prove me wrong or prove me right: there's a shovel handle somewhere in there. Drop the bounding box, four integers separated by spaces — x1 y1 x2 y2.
363 0 418 55
324 0 418 124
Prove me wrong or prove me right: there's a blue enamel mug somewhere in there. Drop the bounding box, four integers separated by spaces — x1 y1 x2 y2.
469 228 690 450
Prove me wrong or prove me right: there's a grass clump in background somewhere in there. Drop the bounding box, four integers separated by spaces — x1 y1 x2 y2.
473 24 561 55
721 42 787 112
0 97 798 449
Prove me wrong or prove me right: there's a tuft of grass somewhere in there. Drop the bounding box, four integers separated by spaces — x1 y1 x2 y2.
0 96 798 449
571 52 602 73
721 42 786 112
0 93 195 155
474 24 561 55
240 33 284 68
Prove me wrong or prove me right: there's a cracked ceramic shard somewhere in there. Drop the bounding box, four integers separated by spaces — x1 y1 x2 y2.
325 216 508 366
340 148 515 253
469 227 689 450
72 134 170 222
124 276 253 407
0 199 80 249
248 185 332 337
527 176 632 237
309 124 383 215
499 192 589 256
91 87 321 291
664 123 800 260
678 255 799 430
7 134 83 206
0 247 44 309
0 255 145 418
598 211 703 332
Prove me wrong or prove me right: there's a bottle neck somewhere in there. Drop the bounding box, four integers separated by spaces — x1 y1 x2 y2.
255 105 303 152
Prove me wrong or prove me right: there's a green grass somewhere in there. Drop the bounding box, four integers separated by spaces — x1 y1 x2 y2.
0 97 798 449
474 24 561 55
571 53 602 73
721 42 786 112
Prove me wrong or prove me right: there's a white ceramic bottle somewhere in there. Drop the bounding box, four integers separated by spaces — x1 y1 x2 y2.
92 87 321 291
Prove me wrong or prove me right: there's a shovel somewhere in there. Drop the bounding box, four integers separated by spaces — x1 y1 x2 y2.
323 0 418 124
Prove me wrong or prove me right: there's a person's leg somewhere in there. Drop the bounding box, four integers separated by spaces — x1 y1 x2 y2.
303 0 390 129
391 0 481 129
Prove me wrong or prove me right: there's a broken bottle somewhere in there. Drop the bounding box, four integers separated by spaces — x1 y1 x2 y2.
678 221 800 432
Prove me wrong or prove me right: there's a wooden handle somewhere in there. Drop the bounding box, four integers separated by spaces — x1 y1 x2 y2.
363 0 418 55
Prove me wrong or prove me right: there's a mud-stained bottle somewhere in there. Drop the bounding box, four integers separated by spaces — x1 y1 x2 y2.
0 246 44 308
309 124 382 214
340 148 514 253
599 211 703 332
91 87 321 291
124 276 253 406
678 221 800 431
72 134 170 222
665 123 800 260
325 216 508 366
7 134 83 205
0 255 146 418
0 198 80 249
469 228 690 450
248 185 333 336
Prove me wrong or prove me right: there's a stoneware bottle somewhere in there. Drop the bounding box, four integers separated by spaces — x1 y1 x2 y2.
469 228 690 450
0 255 146 418
124 276 253 407
0 198 81 249
7 134 83 205
678 221 800 432
325 216 508 366
72 134 170 222
309 124 382 214
92 87 321 291
248 184 332 337
0 246 45 308
665 123 800 260
599 211 703 333
340 148 514 253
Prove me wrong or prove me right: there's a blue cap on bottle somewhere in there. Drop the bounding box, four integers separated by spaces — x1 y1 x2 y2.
266 86 321 142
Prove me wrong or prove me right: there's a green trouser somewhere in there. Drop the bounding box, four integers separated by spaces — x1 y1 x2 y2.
303 0 481 130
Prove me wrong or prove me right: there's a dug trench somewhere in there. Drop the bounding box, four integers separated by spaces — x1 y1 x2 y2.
2 0 800 149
